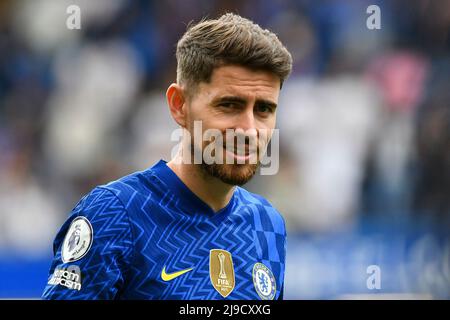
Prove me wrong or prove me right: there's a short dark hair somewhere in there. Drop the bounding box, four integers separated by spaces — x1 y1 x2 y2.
176 13 292 94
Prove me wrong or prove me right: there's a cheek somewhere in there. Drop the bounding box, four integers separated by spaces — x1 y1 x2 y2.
187 102 215 125
257 118 276 144
258 115 276 131
185 105 207 130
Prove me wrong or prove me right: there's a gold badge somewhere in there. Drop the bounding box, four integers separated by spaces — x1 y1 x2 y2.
209 249 235 298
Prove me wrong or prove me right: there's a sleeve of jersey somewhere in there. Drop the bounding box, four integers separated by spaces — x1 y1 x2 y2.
278 284 284 300
278 217 287 301
42 187 134 300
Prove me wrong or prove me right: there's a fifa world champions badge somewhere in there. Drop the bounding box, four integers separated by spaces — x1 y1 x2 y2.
253 263 276 300
209 249 235 298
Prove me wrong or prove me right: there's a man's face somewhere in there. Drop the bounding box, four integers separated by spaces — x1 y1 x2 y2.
184 65 280 186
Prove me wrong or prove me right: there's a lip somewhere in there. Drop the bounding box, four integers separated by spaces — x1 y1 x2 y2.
224 148 257 162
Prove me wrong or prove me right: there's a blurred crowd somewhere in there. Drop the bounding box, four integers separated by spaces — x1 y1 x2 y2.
0 0 449 260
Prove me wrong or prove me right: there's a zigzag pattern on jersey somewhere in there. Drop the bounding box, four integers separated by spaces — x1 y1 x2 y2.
43 166 286 300
121 178 260 300
134 177 220 299
163 212 254 299
105 178 162 299
159 207 258 300
42 187 134 299
102 173 184 299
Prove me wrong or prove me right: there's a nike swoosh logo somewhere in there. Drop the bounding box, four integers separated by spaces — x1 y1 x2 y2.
161 266 193 281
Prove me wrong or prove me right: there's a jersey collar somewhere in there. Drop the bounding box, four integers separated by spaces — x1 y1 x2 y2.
150 159 236 219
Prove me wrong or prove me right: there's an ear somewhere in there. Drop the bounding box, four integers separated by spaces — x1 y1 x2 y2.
166 83 187 128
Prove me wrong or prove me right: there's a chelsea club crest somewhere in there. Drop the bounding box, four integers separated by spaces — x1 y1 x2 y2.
252 263 276 300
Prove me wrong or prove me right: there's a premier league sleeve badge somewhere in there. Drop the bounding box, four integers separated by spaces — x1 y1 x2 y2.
61 216 93 263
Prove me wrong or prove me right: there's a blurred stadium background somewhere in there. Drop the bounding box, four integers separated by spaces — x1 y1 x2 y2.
0 0 449 299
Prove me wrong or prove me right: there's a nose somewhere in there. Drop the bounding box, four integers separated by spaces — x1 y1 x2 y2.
233 109 258 150
235 108 256 132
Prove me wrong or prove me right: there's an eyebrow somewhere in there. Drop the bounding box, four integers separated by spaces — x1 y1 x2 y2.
212 96 277 109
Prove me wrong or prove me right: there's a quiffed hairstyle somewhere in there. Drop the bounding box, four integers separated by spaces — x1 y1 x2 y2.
176 13 292 93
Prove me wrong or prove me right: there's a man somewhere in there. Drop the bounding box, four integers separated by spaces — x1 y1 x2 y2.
43 13 292 300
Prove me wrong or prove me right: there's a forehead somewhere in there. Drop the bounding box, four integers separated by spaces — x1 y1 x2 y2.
196 65 281 101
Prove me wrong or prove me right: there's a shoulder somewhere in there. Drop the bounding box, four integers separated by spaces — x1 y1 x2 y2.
72 186 126 219
235 187 286 236
68 166 165 235
93 168 160 212
48 184 134 269
67 170 150 232
44 184 136 299
70 168 162 233
63 175 141 248
66 186 132 240
98 169 149 204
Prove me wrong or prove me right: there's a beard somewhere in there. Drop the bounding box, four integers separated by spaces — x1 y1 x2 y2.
201 162 259 186
190 136 260 186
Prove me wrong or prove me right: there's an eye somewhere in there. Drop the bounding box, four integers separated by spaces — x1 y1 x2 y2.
219 102 237 108
256 104 274 114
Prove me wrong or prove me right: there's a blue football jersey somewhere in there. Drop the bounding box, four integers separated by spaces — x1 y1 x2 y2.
42 160 287 300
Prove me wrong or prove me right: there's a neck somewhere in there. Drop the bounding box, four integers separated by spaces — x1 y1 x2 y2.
167 155 235 213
